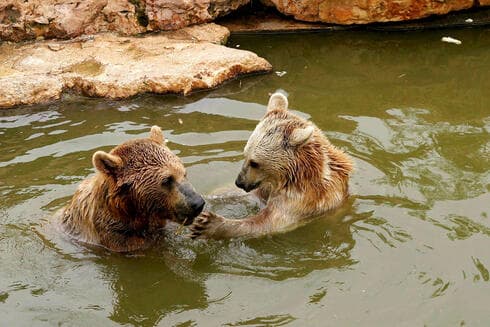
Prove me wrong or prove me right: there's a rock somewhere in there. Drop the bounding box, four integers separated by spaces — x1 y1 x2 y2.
220 10 344 33
262 0 484 25
0 24 271 108
87 0 147 36
0 76 64 108
47 43 64 51
0 0 145 42
145 0 250 30
220 7 490 32
0 0 249 42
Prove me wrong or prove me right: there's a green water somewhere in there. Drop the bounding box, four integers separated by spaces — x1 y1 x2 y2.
1 29 489 326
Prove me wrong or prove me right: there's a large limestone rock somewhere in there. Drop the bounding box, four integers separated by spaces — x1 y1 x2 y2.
145 0 250 30
0 0 249 42
0 24 272 108
263 0 480 25
0 0 143 41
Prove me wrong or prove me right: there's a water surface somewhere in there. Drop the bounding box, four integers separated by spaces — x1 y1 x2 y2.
1 28 489 326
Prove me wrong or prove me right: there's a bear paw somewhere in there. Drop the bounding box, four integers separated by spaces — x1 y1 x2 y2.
188 211 225 239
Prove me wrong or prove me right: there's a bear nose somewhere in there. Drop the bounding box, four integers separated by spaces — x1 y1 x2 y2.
235 177 245 190
192 196 205 215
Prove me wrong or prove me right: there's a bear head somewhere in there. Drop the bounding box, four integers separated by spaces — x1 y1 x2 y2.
92 126 205 229
235 93 323 193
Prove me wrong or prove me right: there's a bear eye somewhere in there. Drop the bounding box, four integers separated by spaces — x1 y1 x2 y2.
249 160 259 169
161 176 174 188
118 182 132 194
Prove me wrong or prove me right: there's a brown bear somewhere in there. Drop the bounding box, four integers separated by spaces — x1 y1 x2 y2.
189 93 353 239
57 126 205 252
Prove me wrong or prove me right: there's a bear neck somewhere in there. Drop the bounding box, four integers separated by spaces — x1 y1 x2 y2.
59 174 106 244
285 133 326 189
282 134 352 213
60 173 148 245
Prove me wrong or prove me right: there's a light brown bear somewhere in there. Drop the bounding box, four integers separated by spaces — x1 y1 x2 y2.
189 93 353 239
57 126 205 252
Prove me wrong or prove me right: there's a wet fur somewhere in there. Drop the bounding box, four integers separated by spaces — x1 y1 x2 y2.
190 93 353 239
57 126 202 252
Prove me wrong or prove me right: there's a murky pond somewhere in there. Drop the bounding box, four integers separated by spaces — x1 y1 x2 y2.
1 28 489 326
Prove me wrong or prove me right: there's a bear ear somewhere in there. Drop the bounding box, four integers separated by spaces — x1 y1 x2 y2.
289 126 314 147
93 151 122 175
149 125 165 145
267 92 288 112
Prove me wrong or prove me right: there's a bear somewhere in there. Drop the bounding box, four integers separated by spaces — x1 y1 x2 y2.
189 93 353 239
57 126 205 252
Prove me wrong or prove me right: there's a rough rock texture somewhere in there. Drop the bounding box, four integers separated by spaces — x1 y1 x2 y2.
145 0 250 30
2 0 487 41
262 0 483 25
220 10 340 32
0 0 249 42
220 8 490 32
0 24 272 108
0 0 143 41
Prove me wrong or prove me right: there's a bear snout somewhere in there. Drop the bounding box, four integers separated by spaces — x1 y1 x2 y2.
235 176 260 192
235 176 245 190
190 196 205 217
176 182 205 224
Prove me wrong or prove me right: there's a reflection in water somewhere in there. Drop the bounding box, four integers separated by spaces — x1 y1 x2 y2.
0 28 489 325
33 223 209 327
471 257 489 282
100 251 207 327
225 314 297 326
194 198 359 281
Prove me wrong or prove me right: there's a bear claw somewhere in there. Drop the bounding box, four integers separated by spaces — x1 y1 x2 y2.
188 212 209 238
188 211 223 239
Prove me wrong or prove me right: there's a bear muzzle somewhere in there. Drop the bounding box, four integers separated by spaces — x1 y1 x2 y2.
190 196 205 217
176 182 205 224
235 176 261 193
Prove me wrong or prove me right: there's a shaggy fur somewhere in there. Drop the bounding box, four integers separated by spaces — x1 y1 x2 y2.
57 126 204 252
189 93 353 239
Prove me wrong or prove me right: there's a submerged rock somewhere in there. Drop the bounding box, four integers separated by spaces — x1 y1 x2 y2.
262 0 484 25
0 0 249 42
0 24 272 108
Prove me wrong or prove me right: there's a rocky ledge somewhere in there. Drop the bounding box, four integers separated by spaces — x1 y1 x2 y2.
0 0 249 42
261 0 488 25
0 23 272 108
220 7 490 32
2 0 489 42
